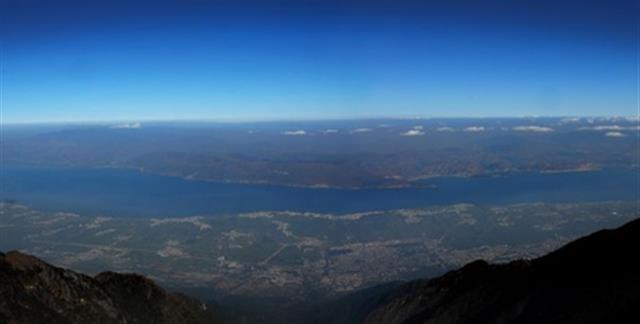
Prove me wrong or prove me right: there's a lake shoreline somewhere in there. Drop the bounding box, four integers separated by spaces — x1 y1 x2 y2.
1 164 637 218
5 160 630 191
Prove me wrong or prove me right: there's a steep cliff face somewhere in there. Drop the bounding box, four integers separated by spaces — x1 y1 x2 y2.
363 218 640 324
0 251 218 324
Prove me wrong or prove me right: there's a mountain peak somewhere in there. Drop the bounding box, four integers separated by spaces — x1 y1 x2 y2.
4 250 50 271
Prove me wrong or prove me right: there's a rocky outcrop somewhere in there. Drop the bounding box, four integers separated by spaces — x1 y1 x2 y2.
0 251 218 324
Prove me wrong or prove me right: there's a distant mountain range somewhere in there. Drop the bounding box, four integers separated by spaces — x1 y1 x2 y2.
4 118 637 188
2 217 639 323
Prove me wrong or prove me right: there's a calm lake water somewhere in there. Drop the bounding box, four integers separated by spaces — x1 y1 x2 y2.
1 164 638 217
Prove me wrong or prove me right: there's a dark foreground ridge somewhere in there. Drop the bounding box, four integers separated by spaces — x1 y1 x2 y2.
315 217 640 324
0 250 218 324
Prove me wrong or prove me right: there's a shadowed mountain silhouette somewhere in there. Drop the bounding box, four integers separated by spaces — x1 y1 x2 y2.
313 217 640 324
0 251 219 324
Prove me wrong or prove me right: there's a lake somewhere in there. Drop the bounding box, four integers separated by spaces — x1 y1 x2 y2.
1 164 638 217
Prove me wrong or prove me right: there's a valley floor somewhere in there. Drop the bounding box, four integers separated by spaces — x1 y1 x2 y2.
0 201 636 306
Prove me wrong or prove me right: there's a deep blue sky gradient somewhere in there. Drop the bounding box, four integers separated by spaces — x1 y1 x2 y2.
1 0 638 123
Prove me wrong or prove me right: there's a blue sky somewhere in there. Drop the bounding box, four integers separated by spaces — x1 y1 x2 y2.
1 0 638 123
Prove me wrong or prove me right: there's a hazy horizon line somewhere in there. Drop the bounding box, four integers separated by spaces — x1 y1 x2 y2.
2 114 639 126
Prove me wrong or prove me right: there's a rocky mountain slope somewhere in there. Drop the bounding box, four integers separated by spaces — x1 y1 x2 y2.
0 250 218 324
324 217 640 324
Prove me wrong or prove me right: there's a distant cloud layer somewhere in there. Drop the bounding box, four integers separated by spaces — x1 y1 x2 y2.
401 129 425 136
579 125 640 131
111 122 141 129
464 126 485 132
323 129 338 134
560 117 580 123
436 127 455 132
605 131 626 138
282 130 306 136
512 125 554 132
350 128 372 134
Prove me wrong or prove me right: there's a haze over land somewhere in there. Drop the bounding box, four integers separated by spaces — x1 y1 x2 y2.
3 217 640 323
1 201 637 310
4 117 638 189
